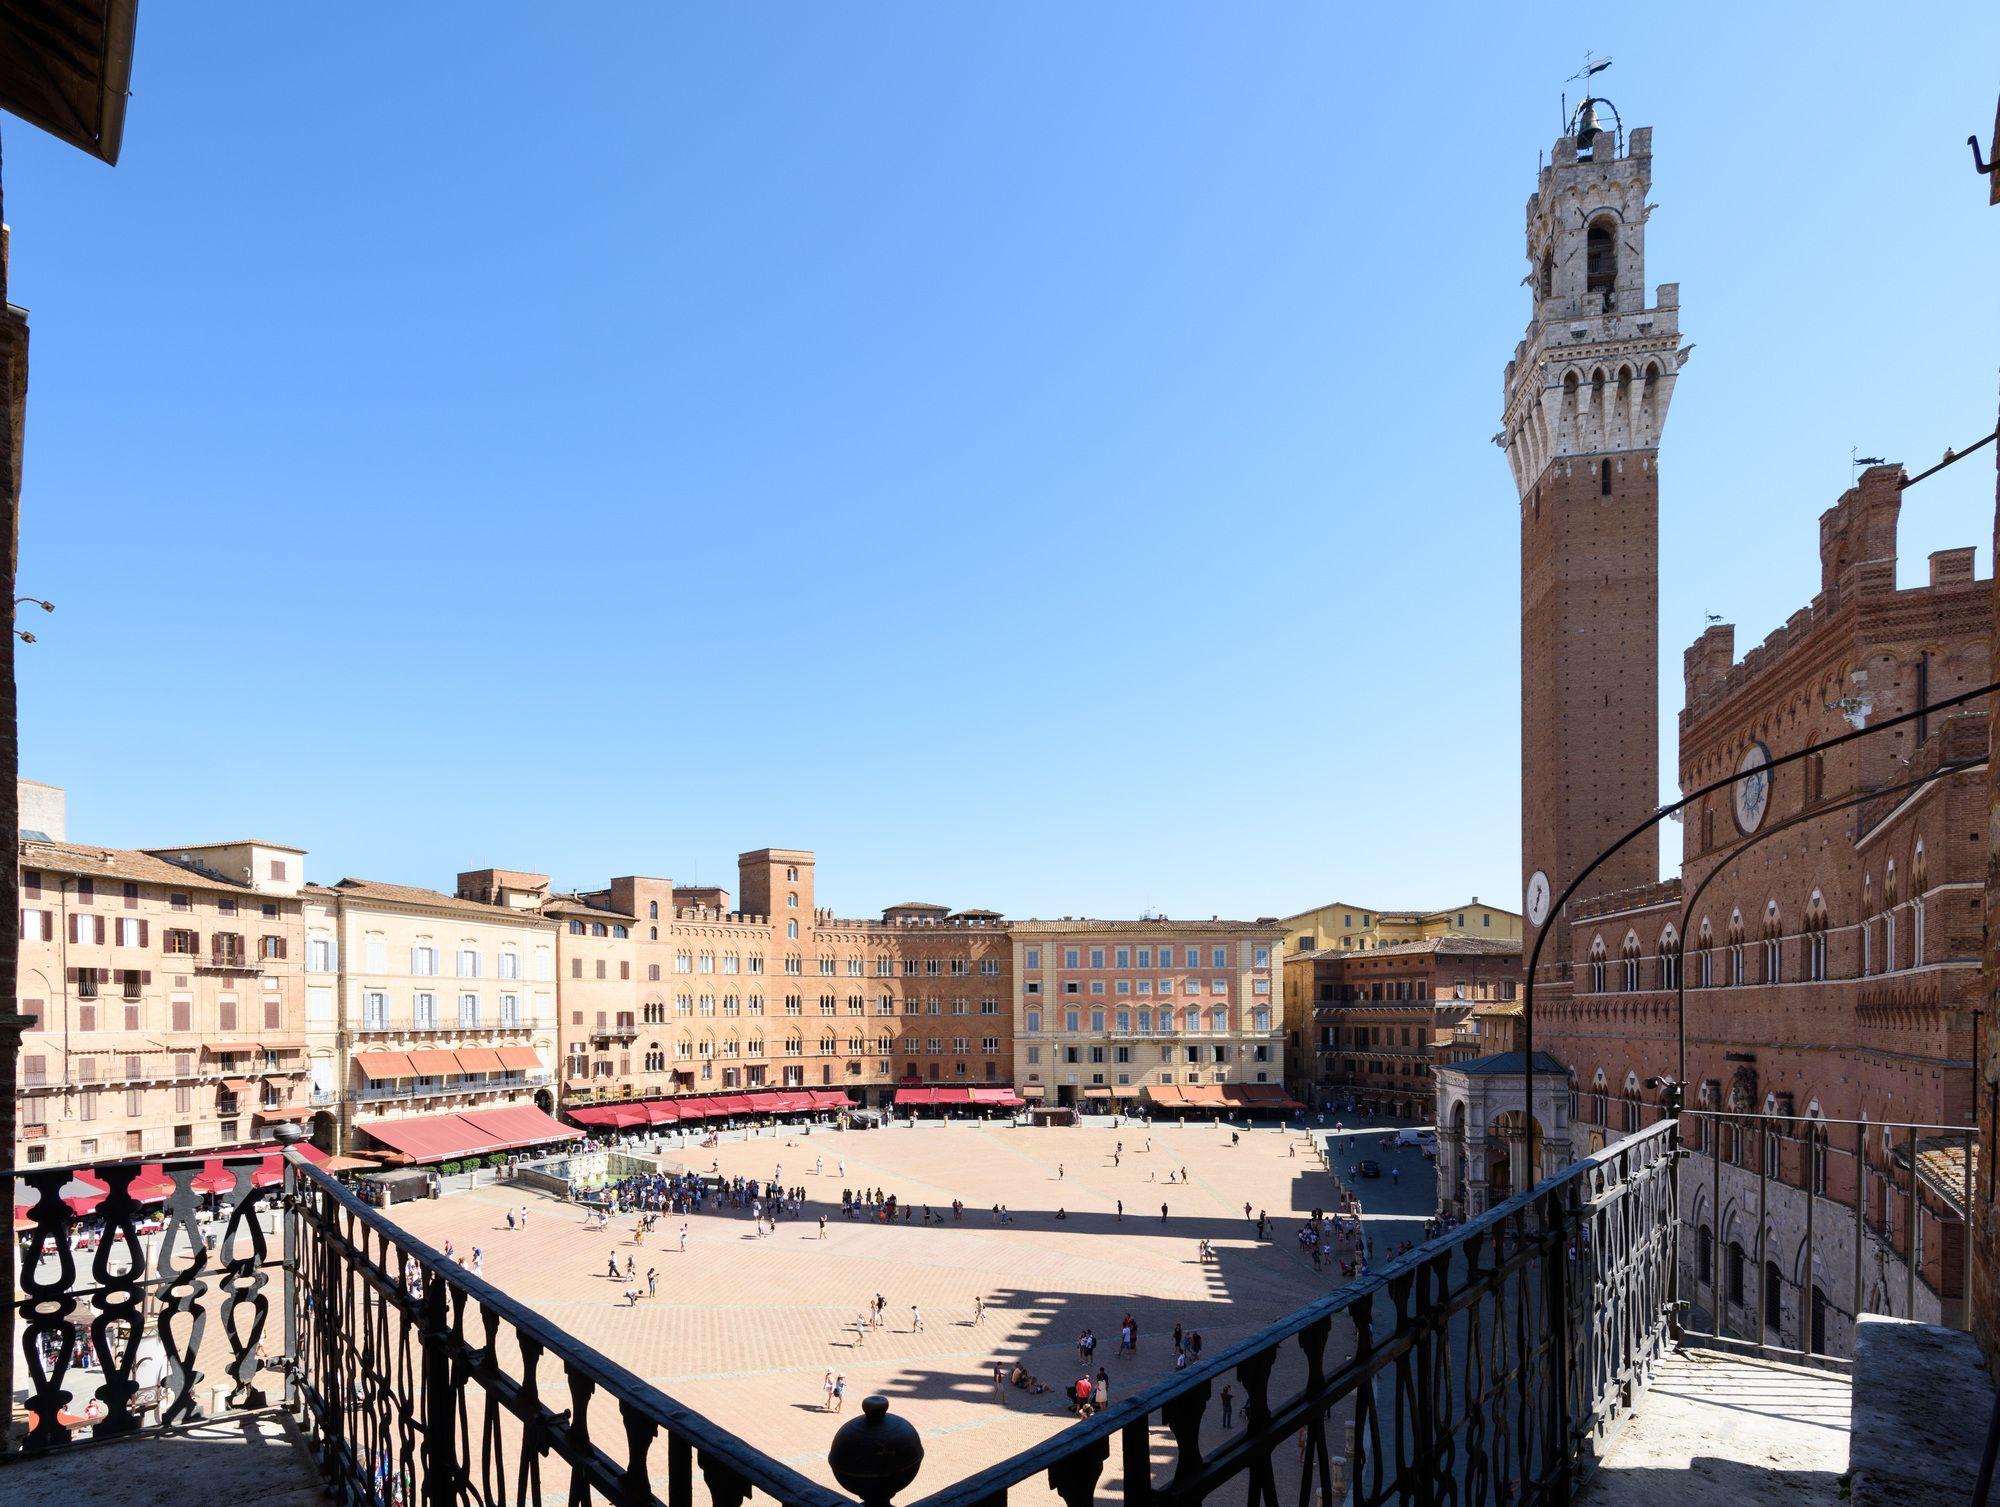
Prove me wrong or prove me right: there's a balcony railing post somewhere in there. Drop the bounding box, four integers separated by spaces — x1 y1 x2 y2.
1965 1126 1977 1333
1904 1127 1918 1319
1803 1128 1816 1356
276 1122 304 1411
1711 1122 1722 1344
1756 1125 1769 1345
1854 1119 1867 1326
420 1270 457 1507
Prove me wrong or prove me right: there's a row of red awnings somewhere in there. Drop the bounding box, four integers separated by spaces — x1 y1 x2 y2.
355 1046 542 1080
1145 1083 1306 1111
893 1086 1026 1108
566 1089 854 1130
13 1141 365 1223
355 1105 579 1164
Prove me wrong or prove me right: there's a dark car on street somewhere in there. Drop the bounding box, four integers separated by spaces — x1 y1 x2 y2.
1354 1160 1382 1179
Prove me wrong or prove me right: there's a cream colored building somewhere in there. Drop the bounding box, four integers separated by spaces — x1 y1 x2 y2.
17 831 309 1167
1280 898 1523 955
301 876 560 1158
1009 920 1286 1110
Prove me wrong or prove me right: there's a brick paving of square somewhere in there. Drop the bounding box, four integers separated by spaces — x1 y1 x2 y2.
382 1120 1370 1498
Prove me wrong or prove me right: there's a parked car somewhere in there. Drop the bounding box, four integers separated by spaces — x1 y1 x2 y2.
1354 1160 1382 1179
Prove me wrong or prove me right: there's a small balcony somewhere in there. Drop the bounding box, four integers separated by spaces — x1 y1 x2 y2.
195 952 263 975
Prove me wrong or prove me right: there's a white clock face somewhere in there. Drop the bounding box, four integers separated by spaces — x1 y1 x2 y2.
1733 741 1772 835
1525 870 1551 928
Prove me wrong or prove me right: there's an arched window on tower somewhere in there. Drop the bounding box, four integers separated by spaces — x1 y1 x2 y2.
1586 217 1616 302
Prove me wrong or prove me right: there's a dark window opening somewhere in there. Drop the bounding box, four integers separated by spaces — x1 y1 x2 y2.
1586 219 1616 295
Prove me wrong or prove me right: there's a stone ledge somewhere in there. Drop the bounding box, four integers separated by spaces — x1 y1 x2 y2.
4 1412 325 1507
1850 1314 1993 1506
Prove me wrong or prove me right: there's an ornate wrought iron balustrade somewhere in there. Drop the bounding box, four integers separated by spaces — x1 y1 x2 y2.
910 1118 1680 1507
6 1153 286 1453
285 1153 849 1507
6 1119 1682 1507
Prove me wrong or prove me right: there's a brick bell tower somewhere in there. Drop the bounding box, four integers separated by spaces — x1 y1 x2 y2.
1501 98 1686 984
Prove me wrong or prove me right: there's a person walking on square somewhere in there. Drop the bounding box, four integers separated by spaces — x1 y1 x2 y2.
519 1206 529 1230
822 1371 836 1411
819 1213 827 1239
992 1362 1005 1402
973 1294 985 1325
831 1374 846 1413
647 1267 658 1299
506 1209 517 1232
605 1254 620 1280
1161 1202 1169 1222
1220 1383 1235 1428
911 1305 923 1333
1116 1198 1123 1222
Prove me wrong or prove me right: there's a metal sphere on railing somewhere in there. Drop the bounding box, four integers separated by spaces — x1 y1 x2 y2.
828 1395 923 1506
271 1121 309 1147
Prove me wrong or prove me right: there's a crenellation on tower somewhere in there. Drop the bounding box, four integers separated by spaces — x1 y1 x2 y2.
1500 115 1686 501
1511 99 1683 977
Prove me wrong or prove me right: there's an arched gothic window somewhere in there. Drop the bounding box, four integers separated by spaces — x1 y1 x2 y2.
1586 218 1616 296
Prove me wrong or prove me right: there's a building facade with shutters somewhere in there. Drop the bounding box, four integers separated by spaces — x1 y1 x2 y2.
1008 920 1286 1110
301 876 560 1159
537 851 1015 1111
16 836 308 1167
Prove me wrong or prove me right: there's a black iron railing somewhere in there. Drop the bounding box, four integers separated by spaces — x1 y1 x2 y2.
5 1119 1683 1506
8 1154 286 1450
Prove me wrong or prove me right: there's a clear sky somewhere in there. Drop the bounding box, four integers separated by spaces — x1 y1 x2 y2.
8 7 1996 922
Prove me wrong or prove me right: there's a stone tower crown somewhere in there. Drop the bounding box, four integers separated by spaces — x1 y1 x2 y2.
1499 120 1685 499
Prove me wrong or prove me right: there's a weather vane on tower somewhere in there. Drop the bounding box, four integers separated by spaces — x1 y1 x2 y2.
1561 53 1619 154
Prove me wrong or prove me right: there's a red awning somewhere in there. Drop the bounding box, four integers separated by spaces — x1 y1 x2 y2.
894 1087 935 1106
219 1078 252 1095
644 1101 682 1124
192 1159 240 1195
202 1042 260 1055
677 1096 715 1120
570 1103 647 1129
812 1089 854 1110
358 1114 497 1163
495 1046 542 1070
406 1049 462 1077
456 1105 580 1151
744 1091 782 1113
933 1087 975 1104
355 1052 416 1081
454 1047 505 1074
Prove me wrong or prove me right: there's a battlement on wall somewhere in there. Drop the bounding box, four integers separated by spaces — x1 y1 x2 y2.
1680 464 1987 724
1572 878 1684 925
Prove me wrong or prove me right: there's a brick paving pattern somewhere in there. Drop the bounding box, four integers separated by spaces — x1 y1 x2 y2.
384 1121 1374 1497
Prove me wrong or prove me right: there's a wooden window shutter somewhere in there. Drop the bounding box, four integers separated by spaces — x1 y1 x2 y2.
139 920 150 947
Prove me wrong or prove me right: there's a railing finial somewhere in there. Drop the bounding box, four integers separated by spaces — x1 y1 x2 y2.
828 1395 923 1506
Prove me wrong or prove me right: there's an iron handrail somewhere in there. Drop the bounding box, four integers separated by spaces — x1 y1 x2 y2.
284 1152 853 1507
906 1118 1680 1507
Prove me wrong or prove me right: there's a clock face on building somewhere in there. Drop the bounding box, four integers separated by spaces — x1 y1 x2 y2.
1525 870 1551 928
1733 741 1773 835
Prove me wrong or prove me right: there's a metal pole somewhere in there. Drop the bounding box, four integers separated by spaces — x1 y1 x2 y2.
1803 1123 1817 1357
1905 1128 1918 1320
1965 1127 1977 1334
1712 1119 1723 1343
1855 1120 1867 1328
1756 1120 1769 1348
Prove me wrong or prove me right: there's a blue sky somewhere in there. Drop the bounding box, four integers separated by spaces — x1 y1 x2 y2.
9 7 1997 922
